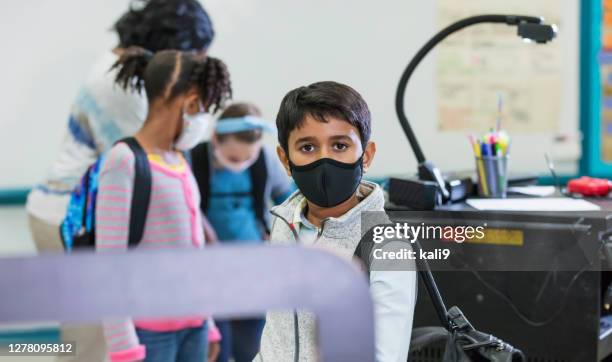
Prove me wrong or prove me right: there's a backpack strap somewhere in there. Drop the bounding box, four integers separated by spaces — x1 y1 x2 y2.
249 149 269 234
118 137 152 248
190 142 212 214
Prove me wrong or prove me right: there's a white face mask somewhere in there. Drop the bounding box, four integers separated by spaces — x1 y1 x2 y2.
175 107 212 151
213 147 258 173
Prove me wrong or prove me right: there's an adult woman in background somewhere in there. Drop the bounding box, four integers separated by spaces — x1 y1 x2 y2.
25 1 218 361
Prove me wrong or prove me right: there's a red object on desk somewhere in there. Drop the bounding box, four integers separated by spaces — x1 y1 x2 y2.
567 176 612 196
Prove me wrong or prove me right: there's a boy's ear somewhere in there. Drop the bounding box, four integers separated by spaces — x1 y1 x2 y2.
362 141 376 173
276 146 292 176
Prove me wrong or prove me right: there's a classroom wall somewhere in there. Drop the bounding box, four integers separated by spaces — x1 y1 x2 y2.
0 0 579 189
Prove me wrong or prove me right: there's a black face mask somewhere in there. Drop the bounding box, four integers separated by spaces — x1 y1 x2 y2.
288 155 364 208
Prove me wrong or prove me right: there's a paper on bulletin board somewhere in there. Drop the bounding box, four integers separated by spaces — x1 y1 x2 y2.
436 0 563 132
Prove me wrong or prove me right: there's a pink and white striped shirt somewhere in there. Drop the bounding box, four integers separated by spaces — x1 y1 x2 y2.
96 142 205 362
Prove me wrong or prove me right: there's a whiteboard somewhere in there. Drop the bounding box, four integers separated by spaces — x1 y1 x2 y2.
0 0 579 188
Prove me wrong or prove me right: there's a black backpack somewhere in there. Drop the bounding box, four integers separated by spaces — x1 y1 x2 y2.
60 137 152 250
190 142 269 234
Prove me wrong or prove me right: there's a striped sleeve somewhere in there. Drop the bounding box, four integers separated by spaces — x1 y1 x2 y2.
96 143 134 249
95 143 145 362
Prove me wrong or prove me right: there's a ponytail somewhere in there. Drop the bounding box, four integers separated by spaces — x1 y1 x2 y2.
112 46 154 92
113 48 231 108
191 56 232 114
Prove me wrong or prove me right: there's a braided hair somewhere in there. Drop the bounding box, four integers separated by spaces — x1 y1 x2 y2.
189 57 232 114
113 47 154 93
112 46 232 113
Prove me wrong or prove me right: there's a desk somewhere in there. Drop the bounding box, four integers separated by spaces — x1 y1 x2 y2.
386 199 612 361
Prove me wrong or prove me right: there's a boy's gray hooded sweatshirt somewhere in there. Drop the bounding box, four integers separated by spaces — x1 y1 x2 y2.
255 181 416 362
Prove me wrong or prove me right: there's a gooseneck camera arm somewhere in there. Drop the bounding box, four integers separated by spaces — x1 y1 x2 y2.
395 14 556 202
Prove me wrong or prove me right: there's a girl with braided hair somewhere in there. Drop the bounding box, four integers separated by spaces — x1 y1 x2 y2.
95 47 231 362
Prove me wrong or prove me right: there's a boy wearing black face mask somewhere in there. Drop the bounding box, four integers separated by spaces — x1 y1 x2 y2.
255 81 416 362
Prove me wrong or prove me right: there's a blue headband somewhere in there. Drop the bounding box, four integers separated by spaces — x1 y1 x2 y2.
215 116 275 135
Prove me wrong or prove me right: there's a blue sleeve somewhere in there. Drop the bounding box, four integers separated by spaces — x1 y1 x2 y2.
273 183 296 205
263 146 294 205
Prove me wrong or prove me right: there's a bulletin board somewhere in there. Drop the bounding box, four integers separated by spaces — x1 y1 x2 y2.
436 0 563 133
407 0 580 177
600 0 612 165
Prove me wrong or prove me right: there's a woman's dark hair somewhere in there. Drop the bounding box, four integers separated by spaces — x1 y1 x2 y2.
276 81 371 152
114 0 215 52
112 46 231 113
217 102 263 143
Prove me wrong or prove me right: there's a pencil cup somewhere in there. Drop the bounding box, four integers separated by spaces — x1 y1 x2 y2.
475 155 508 198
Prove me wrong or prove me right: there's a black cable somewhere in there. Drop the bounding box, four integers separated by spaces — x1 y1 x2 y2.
414 241 452 330
456 240 604 327
294 311 300 362
468 265 588 328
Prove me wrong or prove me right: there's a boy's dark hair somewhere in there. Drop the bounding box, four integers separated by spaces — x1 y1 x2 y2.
217 102 263 144
112 47 231 113
114 0 215 52
276 81 371 152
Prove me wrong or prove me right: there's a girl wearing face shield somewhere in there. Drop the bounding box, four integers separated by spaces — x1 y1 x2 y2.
189 103 293 362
